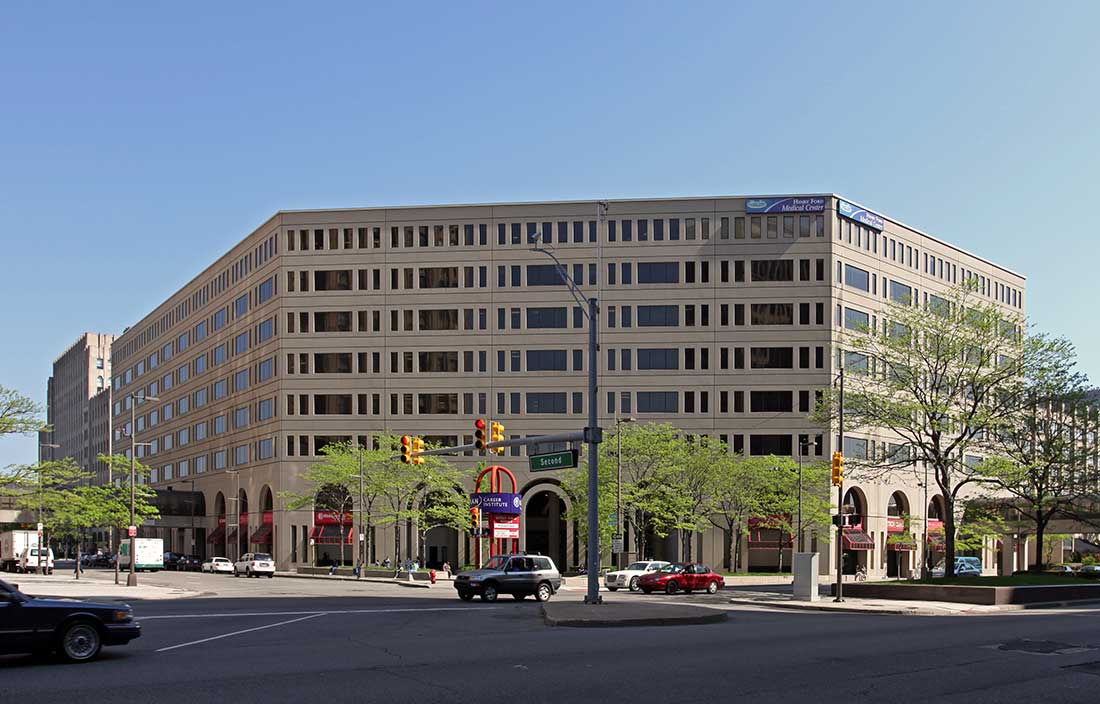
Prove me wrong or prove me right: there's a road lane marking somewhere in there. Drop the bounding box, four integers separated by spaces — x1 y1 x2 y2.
155 613 325 652
142 606 475 620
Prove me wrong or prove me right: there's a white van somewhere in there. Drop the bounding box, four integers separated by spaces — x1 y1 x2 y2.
19 547 54 574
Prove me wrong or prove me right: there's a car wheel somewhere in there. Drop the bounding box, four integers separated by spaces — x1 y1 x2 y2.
629 576 640 592
234 569 239 578
57 621 102 663
267 573 274 579
607 587 618 592
481 583 499 602
513 593 527 600
535 582 553 602
247 569 253 578
666 581 679 595
458 592 474 601
641 587 652 594
706 581 719 594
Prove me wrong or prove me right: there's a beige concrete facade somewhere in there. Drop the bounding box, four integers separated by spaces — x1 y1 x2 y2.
106 195 1026 574
42 332 114 474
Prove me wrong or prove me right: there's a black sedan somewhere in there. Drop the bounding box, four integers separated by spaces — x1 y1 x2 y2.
0 579 141 662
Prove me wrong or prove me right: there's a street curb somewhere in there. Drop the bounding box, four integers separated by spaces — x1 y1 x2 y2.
275 572 432 589
541 605 728 628
726 598 951 615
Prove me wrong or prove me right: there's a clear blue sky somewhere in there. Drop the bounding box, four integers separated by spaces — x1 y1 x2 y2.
2 1 1098 467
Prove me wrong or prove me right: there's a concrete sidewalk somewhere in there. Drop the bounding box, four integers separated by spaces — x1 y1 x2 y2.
5 572 199 602
274 571 433 588
543 600 729 627
725 589 1009 615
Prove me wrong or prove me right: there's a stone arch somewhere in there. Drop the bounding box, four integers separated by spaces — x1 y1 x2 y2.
842 486 868 525
887 490 910 517
928 495 946 521
520 481 573 571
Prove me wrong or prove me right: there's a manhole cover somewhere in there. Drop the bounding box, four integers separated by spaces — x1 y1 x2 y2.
1064 661 1100 676
998 639 1091 655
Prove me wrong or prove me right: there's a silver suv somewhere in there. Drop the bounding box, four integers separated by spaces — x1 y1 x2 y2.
454 554 561 602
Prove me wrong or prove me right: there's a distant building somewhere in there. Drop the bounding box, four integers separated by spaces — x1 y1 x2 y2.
42 332 115 475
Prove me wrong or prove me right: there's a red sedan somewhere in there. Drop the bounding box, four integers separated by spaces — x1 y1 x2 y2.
637 563 725 595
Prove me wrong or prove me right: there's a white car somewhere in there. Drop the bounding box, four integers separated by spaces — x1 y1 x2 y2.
604 560 671 592
234 552 275 578
202 557 234 574
19 547 54 574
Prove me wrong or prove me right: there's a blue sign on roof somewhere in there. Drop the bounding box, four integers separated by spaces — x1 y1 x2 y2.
837 199 885 231
745 196 827 214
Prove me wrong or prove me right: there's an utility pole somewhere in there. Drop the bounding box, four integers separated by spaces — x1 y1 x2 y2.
126 391 159 587
529 203 606 605
357 446 364 579
835 367 845 603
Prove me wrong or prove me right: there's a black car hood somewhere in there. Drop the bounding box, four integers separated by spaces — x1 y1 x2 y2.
26 596 126 611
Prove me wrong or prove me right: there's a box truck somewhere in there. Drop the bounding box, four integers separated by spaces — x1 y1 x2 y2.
118 538 164 572
1 530 40 572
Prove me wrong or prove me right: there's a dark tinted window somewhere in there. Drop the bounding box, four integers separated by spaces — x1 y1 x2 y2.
638 262 679 284
637 391 678 413
637 348 679 370
750 347 793 369
751 260 793 282
750 304 793 325
527 307 568 329
638 305 679 327
526 350 567 371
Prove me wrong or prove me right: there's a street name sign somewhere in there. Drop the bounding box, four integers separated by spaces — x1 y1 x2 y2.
530 449 578 472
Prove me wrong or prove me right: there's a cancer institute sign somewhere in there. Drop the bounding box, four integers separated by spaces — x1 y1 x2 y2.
470 492 522 515
745 196 827 214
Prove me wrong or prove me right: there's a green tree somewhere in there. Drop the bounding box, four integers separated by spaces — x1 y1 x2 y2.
975 342 1096 570
280 441 390 567
0 385 45 437
562 449 619 567
0 457 91 571
812 282 1059 576
412 469 472 566
660 438 724 562
595 422 688 560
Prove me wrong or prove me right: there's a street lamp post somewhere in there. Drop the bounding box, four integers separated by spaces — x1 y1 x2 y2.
531 203 606 605
226 470 240 563
37 442 61 575
921 462 930 580
127 392 159 587
834 368 845 603
357 446 364 579
615 416 635 568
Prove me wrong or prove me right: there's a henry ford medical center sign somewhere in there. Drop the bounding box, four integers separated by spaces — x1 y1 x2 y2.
745 196 827 214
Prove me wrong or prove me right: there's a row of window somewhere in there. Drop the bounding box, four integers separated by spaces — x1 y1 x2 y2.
114 281 276 393
126 396 276 466
838 221 1023 310
148 435 277 483
115 235 278 365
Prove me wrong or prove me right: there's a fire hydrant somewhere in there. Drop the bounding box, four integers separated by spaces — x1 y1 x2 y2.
430 569 437 584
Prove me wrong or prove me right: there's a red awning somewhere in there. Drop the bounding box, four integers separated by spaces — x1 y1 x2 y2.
226 527 238 544
310 524 352 545
888 541 916 552
206 526 226 544
842 528 874 551
250 524 273 544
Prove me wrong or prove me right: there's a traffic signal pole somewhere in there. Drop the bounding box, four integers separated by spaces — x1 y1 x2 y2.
835 367 845 603
585 296 600 605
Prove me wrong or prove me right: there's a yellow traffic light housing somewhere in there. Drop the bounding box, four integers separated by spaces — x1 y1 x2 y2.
474 419 487 451
831 451 845 486
412 437 426 465
490 421 505 454
400 435 412 464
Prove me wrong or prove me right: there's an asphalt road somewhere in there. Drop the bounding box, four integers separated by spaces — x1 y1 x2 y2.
4 572 1100 703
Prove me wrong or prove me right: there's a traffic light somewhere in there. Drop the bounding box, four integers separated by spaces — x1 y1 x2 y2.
401 435 413 464
474 419 487 451
490 421 505 454
412 436 426 465
831 451 845 486
471 506 480 527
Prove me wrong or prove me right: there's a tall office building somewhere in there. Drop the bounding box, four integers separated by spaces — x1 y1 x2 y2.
42 333 115 477
108 195 1025 574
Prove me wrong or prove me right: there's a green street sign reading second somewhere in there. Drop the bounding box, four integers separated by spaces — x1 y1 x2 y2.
530 449 578 472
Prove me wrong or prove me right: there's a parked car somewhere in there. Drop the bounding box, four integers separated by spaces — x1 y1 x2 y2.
604 560 671 592
1076 565 1100 578
234 553 275 578
177 555 203 571
0 578 140 662
454 554 562 602
932 557 983 578
163 552 184 570
638 563 725 595
1045 564 1077 575
201 557 233 574
18 547 54 575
